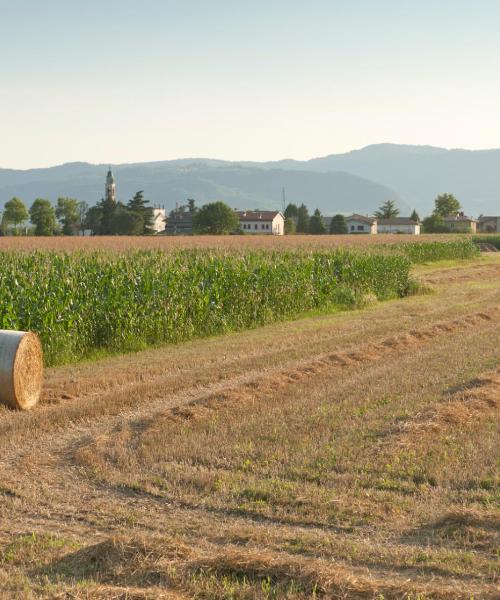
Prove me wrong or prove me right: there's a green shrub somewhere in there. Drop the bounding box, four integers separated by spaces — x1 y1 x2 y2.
472 235 500 250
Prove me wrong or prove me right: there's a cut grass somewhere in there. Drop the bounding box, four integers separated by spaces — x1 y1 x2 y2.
0 257 498 598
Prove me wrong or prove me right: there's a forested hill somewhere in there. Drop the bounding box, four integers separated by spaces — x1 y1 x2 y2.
259 144 500 215
2 143 499 215
0 162 405 216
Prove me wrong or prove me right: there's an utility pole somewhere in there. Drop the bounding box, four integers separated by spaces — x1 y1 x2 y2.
282 186 286 213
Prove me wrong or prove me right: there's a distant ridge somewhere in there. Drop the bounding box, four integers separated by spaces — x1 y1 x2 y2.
0 160 405 216
257 143 500 214
1 144 499 215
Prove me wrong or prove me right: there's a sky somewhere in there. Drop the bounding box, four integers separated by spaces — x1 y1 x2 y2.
1 0 499 168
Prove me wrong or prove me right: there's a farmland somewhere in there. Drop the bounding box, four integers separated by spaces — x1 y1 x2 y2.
0 233 477 253
0 239 478 365
0 243 498 599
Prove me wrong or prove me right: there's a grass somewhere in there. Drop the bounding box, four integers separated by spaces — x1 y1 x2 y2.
473 234 500 249
0 256 498 598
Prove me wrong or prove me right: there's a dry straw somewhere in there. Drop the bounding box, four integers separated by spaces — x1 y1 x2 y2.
0 330 43 410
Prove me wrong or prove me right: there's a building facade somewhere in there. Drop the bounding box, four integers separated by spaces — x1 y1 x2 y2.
345 214 377 234
236 211 285 235
105 168 116 204
477 216 500 233
442 215 477 233
165 206 195 235
377 218 420 234
151 208 166 234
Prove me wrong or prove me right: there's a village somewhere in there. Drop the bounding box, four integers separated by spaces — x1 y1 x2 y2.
1 168 499 236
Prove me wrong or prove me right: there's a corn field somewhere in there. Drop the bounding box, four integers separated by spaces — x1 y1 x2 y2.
0 240 478 365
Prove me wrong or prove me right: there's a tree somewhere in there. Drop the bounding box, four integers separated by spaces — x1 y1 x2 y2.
30 199 57 236
296 204 310 233
410 209 420 222
187 198 197 213
128 191 153 234
98 197 116 235
84 205 103 235
110 206 144 235
56 197 80 235
284 203 298 234
433 193 461 217
329 214 348 234
78 201 89 235
284 218 296 234
375 199 400 219
309 208 326 234
422 213 447 233
3 197 29 232
193 201 239 234
284 203 298 219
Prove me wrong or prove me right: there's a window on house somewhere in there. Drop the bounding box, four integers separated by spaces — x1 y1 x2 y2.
266 224 269 229
357 225 364 231
350 225 354 231
254 224 258 229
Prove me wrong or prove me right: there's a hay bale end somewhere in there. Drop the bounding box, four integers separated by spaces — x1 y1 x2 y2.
0 330 43 410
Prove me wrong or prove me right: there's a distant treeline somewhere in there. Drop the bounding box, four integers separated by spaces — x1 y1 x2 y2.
0 192 155 236
284 193 472 234
0 191 473 236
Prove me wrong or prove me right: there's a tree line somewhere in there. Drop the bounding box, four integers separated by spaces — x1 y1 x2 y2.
0 191 467 236
283 193 466 234
0 192 155 236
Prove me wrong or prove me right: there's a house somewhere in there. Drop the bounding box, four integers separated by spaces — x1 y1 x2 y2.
165 206 195 235
477 215 500 233
236 211 285 235
442 214 477 233
150 208 166 234
377 218 420 235
345 214 377 234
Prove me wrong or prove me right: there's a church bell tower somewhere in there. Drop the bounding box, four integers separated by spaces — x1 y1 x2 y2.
105 167 116 203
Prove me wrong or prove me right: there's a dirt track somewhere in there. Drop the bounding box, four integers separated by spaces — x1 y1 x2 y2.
0 257 499 599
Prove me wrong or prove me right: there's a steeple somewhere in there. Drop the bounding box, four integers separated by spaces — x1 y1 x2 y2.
105 167 116 204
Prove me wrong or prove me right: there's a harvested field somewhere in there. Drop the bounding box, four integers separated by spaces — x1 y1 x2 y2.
0 233 472 252
0 255 498 598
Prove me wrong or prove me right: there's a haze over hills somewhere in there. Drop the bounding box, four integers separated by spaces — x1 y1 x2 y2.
0 144 498 216
0 161 404 216
258 144 500 215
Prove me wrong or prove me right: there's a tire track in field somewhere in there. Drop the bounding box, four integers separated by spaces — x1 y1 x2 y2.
148 308 498 424
0 307 497 459
0 306 497 505
418 261 500 285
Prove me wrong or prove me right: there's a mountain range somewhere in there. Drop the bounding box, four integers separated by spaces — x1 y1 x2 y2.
1 144 498 216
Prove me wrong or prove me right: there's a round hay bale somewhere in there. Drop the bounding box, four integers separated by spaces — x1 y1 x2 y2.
0 330 43 410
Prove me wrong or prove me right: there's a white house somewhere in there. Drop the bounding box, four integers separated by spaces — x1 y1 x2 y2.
442 214 477 233
345 214 377 234
236 210 285 235
378 218 420 235
151 208 166 234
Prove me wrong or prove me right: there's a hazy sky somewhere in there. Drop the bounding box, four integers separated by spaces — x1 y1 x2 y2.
1 0 499 168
